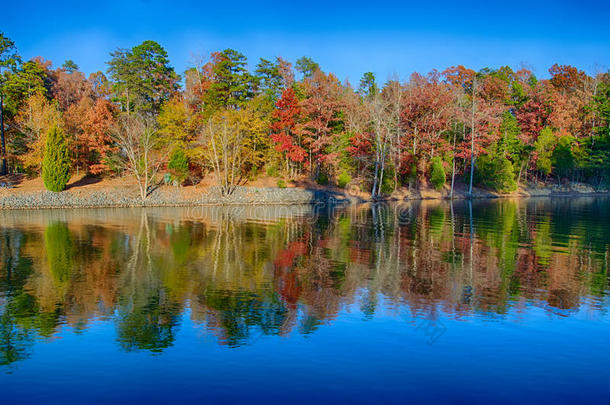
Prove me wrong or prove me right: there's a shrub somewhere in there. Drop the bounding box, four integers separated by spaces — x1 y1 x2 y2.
316 172 329 185
535 127 556 176
380 163 396 194
168 148 189 184
337 172 351 188
248 165 260 181
552 136 575 178
277 179 286 188
475 153 517 193
266 165 279 177
42 125 71 192
429 157 446 191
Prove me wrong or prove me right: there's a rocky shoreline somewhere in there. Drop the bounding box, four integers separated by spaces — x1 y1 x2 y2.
0 183 608 210
0 186 355 210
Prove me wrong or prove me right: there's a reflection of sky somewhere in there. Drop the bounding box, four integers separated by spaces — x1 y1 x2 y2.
3 1 610 82
2 302 610 402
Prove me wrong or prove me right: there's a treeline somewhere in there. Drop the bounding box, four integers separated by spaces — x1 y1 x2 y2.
1 33 609 198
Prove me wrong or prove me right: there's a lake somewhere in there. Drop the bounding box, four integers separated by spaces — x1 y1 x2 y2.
1 198 609 403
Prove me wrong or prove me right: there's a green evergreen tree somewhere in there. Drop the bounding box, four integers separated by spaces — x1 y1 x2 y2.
358 72 378 99
475 153 517 192
430 157 446 191
295 56 319 78
205 49 255 112
0 32 22 175
107 40 179 114
534 127 556 176
61 59 79 73
42 125 71 192
552 136 575 178
168 147 188 184
254 57 284 101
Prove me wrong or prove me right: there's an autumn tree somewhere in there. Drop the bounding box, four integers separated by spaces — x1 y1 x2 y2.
52 68 92 112
199 111 246 195
364 86 393 196
237 97 272 173
112 114 165 200
401 71 454 188
299 70 345 178
466 73 506 194
270 87 305 176
15 93 61 173
158 96 198 151
78 98 117 175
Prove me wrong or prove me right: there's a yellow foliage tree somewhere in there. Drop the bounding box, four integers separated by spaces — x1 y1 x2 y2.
158 97 200 152
236 97 271 172
199 101 270 194
16 94 61 173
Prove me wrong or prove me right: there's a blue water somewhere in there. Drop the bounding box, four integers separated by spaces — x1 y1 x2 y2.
1 199 609 403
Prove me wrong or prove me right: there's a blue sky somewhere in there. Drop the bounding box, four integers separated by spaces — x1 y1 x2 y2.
3 0 610 83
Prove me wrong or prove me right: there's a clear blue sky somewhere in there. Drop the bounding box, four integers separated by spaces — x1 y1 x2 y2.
3 0 610 83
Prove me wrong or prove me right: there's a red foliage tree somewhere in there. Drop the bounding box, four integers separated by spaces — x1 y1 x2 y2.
516 83 552 144
298 71 345 174
270 87 306 165
78 98 117 174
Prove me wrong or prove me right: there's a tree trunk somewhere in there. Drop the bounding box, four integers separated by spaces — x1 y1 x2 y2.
377 151 385 197
0 92 7 175
450 124 458 199
468 80 476 198
371 151 379 198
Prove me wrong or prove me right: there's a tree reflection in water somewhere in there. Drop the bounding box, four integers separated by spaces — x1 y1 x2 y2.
0 198 609 366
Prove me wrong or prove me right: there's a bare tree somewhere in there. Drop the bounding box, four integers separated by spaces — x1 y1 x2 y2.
200 112 245 196
112 114 165 200
366 94 392 197
344 83 395 198
382 78 404 192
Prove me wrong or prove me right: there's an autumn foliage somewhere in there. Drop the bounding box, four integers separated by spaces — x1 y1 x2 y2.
0 33 608 194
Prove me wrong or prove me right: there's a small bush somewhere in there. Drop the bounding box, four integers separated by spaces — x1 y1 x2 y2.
337 172 351 188
535 127 556 176
316 172 329 185
266 165 279 177
429 157 446 191
552 136 575 178
42 125 71 192
248 165 260 181
475 153 517 193
380 164 396 194
168 148 189 184
277 179 286 188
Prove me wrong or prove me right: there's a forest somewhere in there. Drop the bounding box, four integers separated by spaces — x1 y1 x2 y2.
1 33 609 198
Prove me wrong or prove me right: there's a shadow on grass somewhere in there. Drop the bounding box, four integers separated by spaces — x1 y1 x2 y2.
0 173 26 188
67 175 102 190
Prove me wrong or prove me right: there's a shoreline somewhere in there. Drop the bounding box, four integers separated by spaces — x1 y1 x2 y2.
1 183 608 210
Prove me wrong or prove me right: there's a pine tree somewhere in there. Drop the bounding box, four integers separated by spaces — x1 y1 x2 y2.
42 125 71 192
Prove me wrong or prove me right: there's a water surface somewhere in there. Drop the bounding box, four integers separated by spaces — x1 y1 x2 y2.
1 198 609 403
